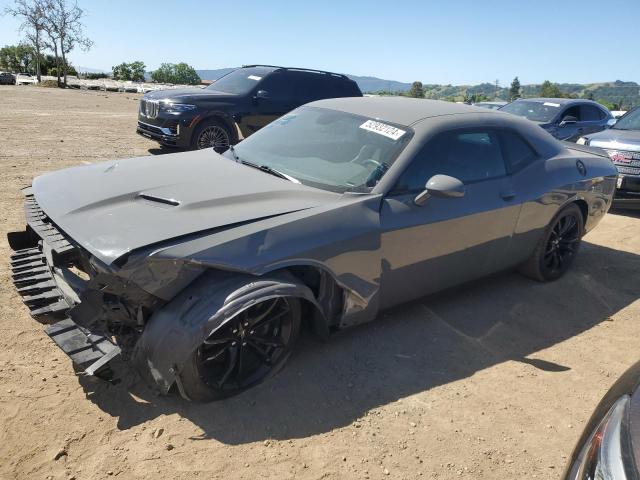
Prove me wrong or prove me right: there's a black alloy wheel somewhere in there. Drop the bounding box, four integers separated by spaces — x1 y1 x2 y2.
180 296 300 401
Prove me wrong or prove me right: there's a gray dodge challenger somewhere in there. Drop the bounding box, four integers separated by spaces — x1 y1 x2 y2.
9 97 617 401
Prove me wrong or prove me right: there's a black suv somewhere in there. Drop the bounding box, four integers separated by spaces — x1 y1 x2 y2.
137 65 362 151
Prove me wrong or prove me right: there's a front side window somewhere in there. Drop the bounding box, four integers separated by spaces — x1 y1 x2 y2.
227 106 412 193
257 72 293 99
392 129 506 194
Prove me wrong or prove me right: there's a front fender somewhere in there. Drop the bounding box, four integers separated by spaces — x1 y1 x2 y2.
133 270 321 394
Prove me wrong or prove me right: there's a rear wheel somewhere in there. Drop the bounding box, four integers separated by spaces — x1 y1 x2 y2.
191 120 232 153
519 203 584 282
179 297 301 402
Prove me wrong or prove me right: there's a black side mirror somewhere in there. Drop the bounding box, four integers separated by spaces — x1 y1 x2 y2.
414 174 465 206
255 90 269 99
559 115 578 127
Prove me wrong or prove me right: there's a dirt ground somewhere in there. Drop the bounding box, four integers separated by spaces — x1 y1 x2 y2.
0 85 639 480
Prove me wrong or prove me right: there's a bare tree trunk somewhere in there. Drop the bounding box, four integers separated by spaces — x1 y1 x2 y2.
60 44 67 87
35 30 41 82
53 42 60 87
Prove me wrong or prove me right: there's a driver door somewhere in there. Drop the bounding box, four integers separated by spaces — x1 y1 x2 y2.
238 71 298 137
379 129 522 308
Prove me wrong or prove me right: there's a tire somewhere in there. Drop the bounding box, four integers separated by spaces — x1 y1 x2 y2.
179 296 301 402
519 203 584 282
190 120 233 153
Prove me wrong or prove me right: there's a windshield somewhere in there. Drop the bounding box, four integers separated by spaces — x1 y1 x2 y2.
613 108 640 131
206 67 274 95
226 106 412 193
500 100 560 122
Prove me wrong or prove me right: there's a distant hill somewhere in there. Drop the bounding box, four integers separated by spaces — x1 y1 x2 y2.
196 68 639 108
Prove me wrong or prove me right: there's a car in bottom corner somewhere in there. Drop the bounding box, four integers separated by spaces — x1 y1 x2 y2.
577 106 640 208
562 360 640 479
9 97 617 402
500 98 614 142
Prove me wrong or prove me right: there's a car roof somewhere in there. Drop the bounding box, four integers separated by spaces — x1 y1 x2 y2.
307 97 503 126
512 97 600 106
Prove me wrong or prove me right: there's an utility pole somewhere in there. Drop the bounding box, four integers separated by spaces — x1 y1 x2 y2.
495 79 500 99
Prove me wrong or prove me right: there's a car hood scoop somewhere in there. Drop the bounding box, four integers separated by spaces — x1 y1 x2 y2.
31 150 337 264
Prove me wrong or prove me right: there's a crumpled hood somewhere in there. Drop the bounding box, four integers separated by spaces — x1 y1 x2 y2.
143 88 236 104
586 128 640 152
32 150 338 265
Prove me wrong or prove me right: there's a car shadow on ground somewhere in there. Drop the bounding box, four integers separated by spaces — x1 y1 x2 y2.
79 240 640 444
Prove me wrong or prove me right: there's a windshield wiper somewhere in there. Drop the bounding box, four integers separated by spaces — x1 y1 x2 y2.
240 160 300 183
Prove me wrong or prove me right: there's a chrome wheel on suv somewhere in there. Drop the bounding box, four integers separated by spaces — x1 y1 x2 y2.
195 123 231 152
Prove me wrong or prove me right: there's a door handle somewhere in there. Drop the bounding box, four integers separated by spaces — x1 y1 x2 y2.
500 190 516 201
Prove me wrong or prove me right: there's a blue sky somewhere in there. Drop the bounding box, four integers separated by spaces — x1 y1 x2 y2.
1 0 638 85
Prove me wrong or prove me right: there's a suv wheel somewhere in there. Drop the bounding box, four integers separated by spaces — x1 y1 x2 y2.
192 120 232 152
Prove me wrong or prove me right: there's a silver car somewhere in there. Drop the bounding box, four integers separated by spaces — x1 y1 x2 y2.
8 97 617 401
578 106 640 208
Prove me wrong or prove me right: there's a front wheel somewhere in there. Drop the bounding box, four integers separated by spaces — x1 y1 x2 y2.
519 203 584 282
191 120 232 153
179 296 301 402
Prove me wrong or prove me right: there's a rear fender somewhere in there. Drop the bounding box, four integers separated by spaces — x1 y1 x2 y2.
133 270 321 394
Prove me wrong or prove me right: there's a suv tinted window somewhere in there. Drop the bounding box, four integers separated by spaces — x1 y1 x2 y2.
258 72 294 99
294 73 334 103
500 130 538 171
580 104 606 121
392 129 506 193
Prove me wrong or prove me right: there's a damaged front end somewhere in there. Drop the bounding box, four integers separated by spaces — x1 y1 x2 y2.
8 188 181 379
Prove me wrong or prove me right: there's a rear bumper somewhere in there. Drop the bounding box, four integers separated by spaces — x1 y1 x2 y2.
8 188 121 376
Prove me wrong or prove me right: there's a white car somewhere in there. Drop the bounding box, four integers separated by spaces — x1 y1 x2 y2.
15 74 38 85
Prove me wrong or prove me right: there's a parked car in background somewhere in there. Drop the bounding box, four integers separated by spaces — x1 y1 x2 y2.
0 72 15 85
10 98 616 401
137 65 363 152
473 101 507 110
15 73 38 85
577 106 640 208
500 98 614 142
562 360 640 479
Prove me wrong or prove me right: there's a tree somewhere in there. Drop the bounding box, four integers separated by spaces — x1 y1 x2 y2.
408 81 424 98
509 76 521 100
4 0 47 81
112 62 132 80
151 62 201 85
540 80 563 98
112 61 145 81
43 0 92 87
129 61 146 81
0 44 36 72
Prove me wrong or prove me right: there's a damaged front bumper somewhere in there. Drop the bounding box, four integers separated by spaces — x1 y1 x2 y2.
9 188 123 377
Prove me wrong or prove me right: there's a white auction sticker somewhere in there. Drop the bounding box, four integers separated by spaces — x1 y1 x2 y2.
543 102 560 107
359 120 406 140
247 75 262 81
